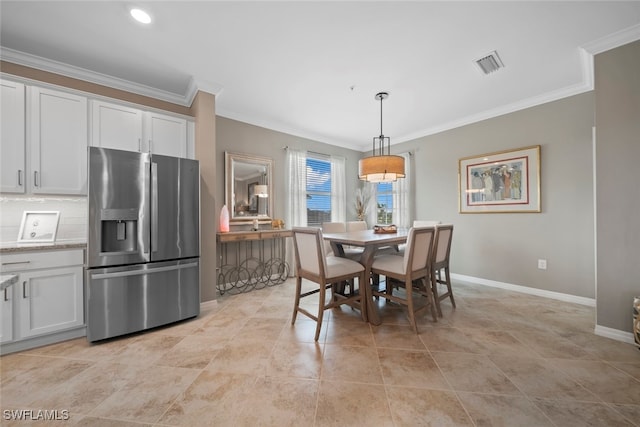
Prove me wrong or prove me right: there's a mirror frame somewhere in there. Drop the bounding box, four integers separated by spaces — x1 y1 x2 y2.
225 151 274 222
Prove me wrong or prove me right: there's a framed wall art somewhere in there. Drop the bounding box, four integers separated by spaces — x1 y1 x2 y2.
17 211 60 243
458 145 541 213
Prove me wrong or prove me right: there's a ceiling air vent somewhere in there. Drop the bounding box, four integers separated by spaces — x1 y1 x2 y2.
475 50 504 75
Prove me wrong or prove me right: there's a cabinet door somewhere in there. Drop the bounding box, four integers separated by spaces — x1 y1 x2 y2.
30 87 88 195
0 285 13 343
91 100 143 152
17 267 84 338
1 80 26 193
145 111 187 158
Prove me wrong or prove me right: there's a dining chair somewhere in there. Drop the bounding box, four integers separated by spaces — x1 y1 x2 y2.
344 221 368 256
346 220 367 231
321 221 360 294
413 220 441 227
394 220 440 254
291 227 366 341
321 222 346 256
431 224 455 316
370 226 438 333
323 221 364 260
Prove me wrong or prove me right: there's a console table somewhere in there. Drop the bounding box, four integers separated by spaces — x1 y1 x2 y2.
216 229 292 295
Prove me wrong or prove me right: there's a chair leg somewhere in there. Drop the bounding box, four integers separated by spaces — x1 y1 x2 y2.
431 269 443 317
331 283 339 302
405 284 418 334
372 273 380 300
358 274 367 322
315 282 326 341
424 277 438 322
384 277 394 302
292 277 302 324
444 267 456 308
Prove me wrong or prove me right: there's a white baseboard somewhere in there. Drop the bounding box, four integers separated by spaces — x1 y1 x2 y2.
450 273 640 346
594 325 637 345
0 326 86 356
200 299 219 310
450 273 596 307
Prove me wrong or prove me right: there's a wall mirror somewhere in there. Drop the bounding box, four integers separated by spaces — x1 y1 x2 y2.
225 152 274 222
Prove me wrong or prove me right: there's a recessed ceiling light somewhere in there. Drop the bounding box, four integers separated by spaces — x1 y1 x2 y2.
130 8 151 24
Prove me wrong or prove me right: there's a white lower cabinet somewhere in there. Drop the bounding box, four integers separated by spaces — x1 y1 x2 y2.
1 285 14 343
17 266 84 338
0 249 85 354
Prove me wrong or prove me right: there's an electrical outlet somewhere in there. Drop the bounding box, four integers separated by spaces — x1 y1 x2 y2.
537 259 547 270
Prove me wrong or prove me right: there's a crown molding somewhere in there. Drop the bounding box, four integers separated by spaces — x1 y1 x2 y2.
581 23 640 55
395 79 593 147
215 107 356 151
393 25 640 148
3 23 637 150
186 76 224 105
0 47 223 106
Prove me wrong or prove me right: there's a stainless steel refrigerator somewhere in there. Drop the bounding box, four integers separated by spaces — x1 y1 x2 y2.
85 147 200 342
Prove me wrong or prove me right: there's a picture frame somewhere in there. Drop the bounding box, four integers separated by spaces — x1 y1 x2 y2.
17 211 60 243
247 181 259 213
458 145 541 213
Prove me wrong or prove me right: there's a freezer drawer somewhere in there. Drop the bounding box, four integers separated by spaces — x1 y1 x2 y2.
85 258 199 342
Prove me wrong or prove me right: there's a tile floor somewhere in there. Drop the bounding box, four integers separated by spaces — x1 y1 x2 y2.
1 279 639 426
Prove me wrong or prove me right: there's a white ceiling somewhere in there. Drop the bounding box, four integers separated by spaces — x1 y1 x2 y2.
1 1 639 151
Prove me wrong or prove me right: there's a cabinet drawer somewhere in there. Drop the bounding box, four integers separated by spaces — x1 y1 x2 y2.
1 250 84 273
217 232 261 242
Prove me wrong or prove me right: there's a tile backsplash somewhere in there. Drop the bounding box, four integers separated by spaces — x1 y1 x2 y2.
0 195 87 244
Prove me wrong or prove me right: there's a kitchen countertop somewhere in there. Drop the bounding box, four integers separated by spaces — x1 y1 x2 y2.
0 240 87 254
0 274 19 291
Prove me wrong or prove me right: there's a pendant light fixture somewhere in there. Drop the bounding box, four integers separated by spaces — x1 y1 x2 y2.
358 92 405 182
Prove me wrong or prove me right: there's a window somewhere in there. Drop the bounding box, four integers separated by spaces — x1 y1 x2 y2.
376 182 393 224
306 155 332 226
285 149 346 228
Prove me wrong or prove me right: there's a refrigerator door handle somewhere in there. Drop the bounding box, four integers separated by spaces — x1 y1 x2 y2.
142 160 151 254
90 262 198 280
151 162 158 253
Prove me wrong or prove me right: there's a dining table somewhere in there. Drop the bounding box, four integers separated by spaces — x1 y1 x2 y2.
322 228 409 326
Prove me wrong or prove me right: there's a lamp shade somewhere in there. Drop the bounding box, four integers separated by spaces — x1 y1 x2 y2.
358 91 405 183
254 184 268 197
358 155 405 182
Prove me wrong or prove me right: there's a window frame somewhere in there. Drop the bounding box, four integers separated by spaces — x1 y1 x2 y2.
305 154 332 227
376 181 394 225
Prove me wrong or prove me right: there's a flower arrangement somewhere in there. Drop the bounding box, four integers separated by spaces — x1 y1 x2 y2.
354 186 371 222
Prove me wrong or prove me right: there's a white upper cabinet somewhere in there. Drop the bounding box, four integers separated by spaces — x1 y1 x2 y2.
91 100 143 152
145 111 187 158
91 100 191 158
29 87 88 195
1 79 193 197
1 80 26 193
